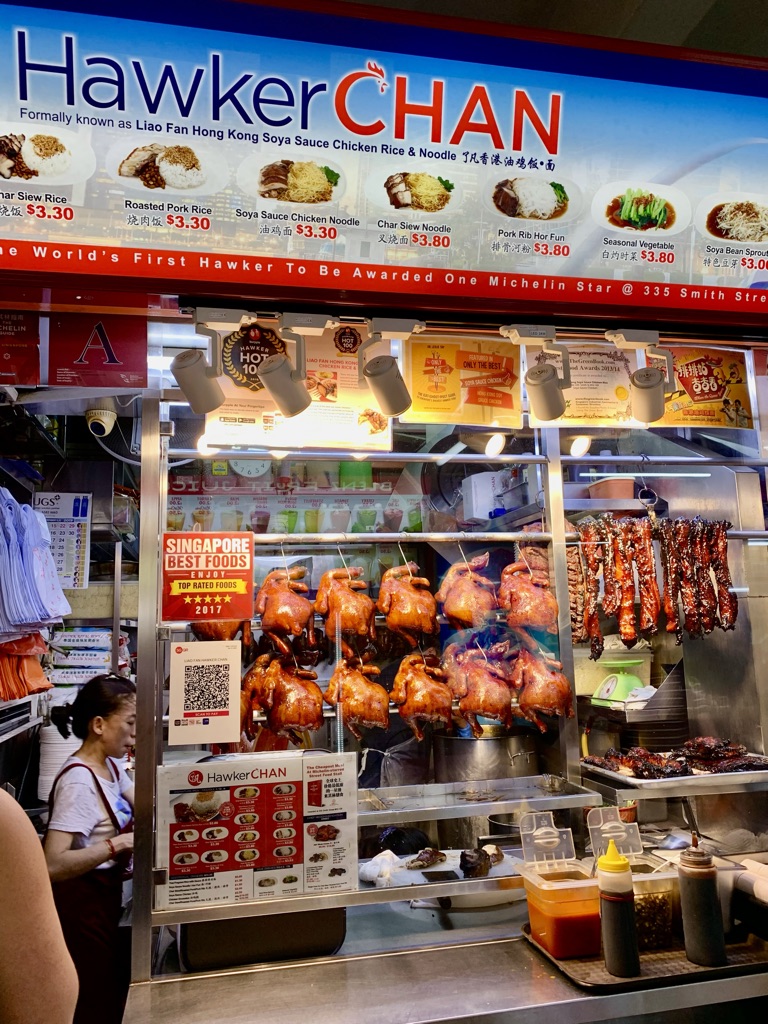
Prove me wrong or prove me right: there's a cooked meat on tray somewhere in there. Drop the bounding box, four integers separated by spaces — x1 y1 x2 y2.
406 848 447 870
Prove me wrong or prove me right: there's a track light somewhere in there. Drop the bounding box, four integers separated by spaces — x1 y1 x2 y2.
605 330 674 423
262 314 339 419
570 435 591 457
171 306 253 415
170 349 225 415
500 324 571 421
358 318 425 417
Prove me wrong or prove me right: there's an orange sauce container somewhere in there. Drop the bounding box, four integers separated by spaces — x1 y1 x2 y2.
521 866 601 959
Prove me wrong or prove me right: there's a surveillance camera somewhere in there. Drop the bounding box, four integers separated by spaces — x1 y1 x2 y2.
85 399 118 437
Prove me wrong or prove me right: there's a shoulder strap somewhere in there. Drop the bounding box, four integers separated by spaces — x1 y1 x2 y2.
49 761 121 833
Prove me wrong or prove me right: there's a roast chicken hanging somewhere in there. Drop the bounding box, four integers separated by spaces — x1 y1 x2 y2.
250 657 325 742
376 562 438 647
254 567 316 657
314 566 377 659
324 659 391 738
442 641 517 737
435 552 497 630
391 652 453 740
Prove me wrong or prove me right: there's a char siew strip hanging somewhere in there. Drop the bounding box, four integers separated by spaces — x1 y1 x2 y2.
575 512 737 659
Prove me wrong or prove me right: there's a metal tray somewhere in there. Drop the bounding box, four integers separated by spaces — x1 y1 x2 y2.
581 761 768 801
521 924 768 993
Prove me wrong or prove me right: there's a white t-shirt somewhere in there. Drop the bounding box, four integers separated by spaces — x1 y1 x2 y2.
49 757 133 869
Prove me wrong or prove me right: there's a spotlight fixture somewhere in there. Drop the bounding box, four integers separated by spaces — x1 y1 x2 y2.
358 318 425 417
196 433 221 457
605 329 674 423
484 432 506 457
500 324 571 421
171 306 255 415
260 313 341 419
569 435 591 458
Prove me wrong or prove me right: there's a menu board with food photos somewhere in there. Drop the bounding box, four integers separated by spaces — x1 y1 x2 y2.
3 4 768 321
155 752 358 909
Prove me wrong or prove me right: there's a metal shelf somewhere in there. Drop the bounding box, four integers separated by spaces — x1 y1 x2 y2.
358 775 599 825
243 530 553 544
0 716 42 745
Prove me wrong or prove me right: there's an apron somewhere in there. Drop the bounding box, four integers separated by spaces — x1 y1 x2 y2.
49 760 133 1024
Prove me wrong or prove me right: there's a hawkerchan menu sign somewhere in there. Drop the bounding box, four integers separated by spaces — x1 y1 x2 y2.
1 3 768 316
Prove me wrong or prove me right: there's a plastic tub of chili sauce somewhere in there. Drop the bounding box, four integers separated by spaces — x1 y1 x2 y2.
518 811 600 959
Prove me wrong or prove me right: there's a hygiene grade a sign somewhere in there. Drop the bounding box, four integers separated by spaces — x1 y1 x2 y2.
161 531 254 623
1 4 768 318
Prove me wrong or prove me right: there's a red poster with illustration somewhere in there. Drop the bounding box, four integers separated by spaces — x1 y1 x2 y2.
162 532 254 623
48 313 147 387
0 312 40 385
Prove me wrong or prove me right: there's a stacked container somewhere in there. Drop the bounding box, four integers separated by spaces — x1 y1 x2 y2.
518 812 601 959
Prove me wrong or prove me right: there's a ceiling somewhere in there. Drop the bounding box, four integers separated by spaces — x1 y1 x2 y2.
329 0 768 60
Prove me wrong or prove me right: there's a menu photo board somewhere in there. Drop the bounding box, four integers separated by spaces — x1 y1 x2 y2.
155 752 358 909
2 5 768 319
401 335 522 428
204 321 393 451
660 346 755 429
161 531 254 623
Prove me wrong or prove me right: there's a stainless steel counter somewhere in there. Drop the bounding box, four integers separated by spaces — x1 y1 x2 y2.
123 936 768 1024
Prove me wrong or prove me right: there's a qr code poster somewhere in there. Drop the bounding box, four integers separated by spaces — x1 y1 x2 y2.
168 640 241 745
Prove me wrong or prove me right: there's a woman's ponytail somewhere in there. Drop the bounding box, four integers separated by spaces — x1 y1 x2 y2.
50 703 73 739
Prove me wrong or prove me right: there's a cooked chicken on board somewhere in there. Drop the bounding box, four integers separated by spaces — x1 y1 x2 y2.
254 567 316 656
391 653 453 740
509 649 574 733
406 848 447 870
314 567 377 659
498 563 558 652
251 658 325 741
323 660 391 739
435 551 498 630
376 562 438 647
441 642 516 737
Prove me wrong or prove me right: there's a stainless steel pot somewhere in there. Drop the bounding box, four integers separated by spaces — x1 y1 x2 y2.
433 731 539 849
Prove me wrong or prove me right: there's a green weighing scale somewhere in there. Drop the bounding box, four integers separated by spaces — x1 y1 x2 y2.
591 660 645 708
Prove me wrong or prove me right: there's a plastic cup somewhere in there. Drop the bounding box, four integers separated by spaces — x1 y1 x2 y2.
356 508 377 530
251 511 270 533
304 509 322 533
275 510 298 534
192 508 214 531
220 509 243 530
330 509 351 531
166 511 185 531
383 507 403 532
407 506 422 531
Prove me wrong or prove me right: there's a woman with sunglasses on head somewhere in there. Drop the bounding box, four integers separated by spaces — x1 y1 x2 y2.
45 674 136 1024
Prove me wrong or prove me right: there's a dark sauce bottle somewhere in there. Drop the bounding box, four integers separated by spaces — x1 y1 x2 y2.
597 839 641 977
